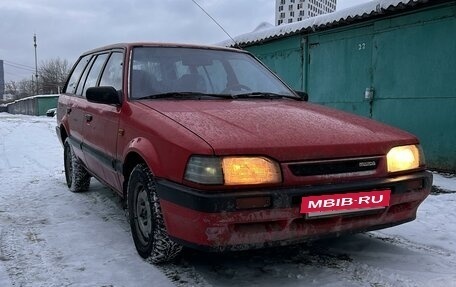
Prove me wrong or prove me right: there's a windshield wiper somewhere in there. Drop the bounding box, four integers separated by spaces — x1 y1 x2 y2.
136 92 301 101
136 92 235 100
233 92 302 101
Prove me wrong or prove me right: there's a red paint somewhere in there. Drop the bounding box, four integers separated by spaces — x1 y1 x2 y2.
140 100 417 162
160 188 428 248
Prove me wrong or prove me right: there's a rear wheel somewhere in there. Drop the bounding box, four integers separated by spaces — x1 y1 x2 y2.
63 138 91 192
128 163 182 264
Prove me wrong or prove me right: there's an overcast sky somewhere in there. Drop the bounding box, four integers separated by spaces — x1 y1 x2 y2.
1 0 369 83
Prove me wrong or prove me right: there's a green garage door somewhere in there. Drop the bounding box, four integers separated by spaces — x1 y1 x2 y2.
246 35 304 91
372 7 456 170
307 25 374 118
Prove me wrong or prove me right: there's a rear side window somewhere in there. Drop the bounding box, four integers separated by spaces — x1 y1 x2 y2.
100 52 123 91
64 55 91 94
82 53 109 97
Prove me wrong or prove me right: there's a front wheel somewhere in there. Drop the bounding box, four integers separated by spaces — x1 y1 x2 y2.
128 163 182 264
63 138 91 192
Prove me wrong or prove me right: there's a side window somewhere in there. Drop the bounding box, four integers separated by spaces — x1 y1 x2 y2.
76 56 95 97
64 55 91 94
82 53 109 97
100 52 123 91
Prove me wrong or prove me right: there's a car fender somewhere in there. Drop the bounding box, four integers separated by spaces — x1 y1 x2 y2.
59 115 70 143
121 137 163 177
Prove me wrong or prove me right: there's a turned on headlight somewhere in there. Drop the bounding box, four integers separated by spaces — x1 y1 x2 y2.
184 156 282 185
222 157 281 185
386 145 424 173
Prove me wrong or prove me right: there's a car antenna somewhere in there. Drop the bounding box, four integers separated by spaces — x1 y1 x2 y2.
190 0 242 49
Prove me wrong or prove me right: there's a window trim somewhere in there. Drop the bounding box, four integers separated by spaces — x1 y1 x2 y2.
75 56 95 97
63 48 125 97
79 52 110 98
99 51 125 92
63 54 92 95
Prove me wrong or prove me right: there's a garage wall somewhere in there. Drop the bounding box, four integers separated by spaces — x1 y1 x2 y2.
371 5 456 172
7 95 59 116
306 25 374 118
245 2 456 171
247 35 304 91
37 97 58 116
7 98 38 116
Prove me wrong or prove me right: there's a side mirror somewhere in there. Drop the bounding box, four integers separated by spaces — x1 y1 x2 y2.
86 86 122 106
295 91 309 101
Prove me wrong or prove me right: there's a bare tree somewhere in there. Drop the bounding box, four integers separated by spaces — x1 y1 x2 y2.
39 58 70 94
4 58 70 97
4 81 18 96
17 79 35 98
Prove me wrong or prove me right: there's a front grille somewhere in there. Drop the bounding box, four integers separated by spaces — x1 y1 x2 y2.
288 157 380 177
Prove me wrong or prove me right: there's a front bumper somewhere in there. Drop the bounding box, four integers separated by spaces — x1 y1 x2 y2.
156 171 432 251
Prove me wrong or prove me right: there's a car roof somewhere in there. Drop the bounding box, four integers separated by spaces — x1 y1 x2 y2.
81 42 246 56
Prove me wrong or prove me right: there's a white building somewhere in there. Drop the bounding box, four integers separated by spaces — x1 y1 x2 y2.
276 0 337 26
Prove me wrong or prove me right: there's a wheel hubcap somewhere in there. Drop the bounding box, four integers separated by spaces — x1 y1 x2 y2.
135 186 152 245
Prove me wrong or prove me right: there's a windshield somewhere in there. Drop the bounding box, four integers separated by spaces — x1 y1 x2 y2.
130 47 296 99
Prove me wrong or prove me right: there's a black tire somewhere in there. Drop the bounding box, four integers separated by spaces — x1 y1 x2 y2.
63 138 91 192
128 163 182 264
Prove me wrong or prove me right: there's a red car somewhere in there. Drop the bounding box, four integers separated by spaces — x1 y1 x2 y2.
56 43 432 263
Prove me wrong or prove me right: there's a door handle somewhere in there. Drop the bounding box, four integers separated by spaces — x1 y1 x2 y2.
66 107 72 114
85 114 93 122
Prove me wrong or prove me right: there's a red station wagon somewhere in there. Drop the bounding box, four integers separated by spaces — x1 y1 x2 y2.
56 43 432 263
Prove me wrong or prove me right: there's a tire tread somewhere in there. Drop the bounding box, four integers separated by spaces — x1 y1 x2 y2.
129 163 182 264
64 139 91 193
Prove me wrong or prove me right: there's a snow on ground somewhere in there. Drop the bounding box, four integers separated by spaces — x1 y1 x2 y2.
0 113 455 287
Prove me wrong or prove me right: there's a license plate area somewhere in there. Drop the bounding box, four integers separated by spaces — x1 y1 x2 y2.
300 189 391 218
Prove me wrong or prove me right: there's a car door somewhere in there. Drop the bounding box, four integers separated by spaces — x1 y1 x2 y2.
76 53 109 183
82 51 124 192
60 54 93 164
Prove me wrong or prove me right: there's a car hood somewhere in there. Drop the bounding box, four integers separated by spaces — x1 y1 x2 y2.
140 100 417 161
